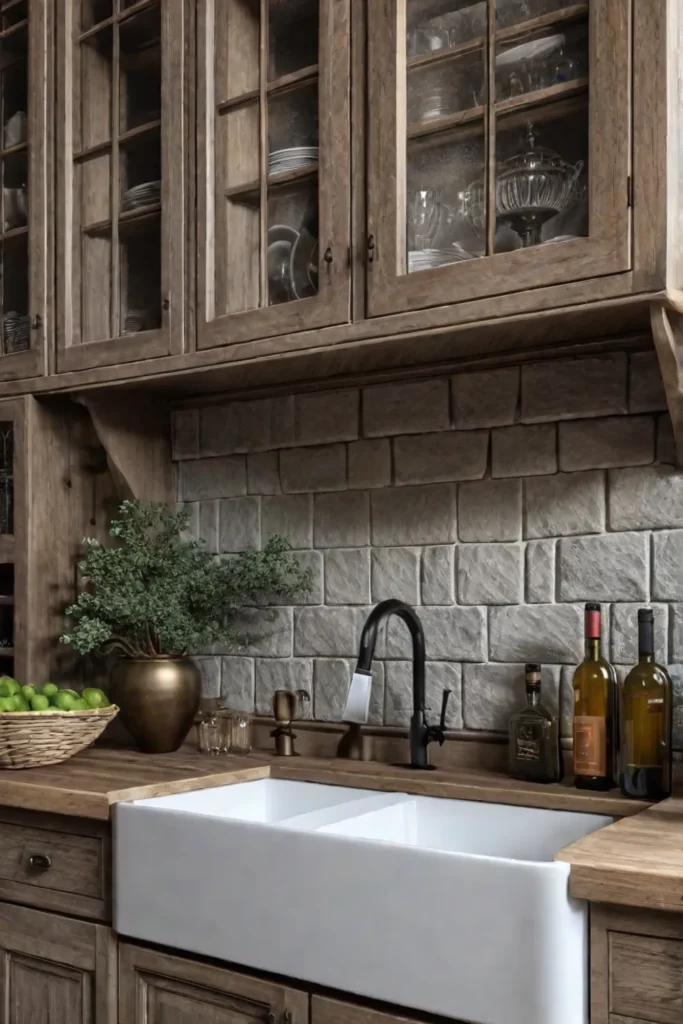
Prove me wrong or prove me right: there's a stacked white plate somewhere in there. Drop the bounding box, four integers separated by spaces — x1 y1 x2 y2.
269 146 318 175
3 311 30 353
121 180 161 212
408 247 473 272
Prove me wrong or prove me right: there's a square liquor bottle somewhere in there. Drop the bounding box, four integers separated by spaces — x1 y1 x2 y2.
508 664 564 784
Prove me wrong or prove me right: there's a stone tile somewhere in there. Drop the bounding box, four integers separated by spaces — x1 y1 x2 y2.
178 456 247 501
609 466 683 530
325 549 371 606
521 354 628 422
192 655 221 699
199 397 294 455
421 606 486 662
393 430 488 486
254 658 313 716
611 603 669 664
313 658 351 720
558 533 649 602
458 478 522 542
293 390 360 445
489 605 584 664
371 484 457 546
262 494 312 549
629 351 668 413
247 451 280 495
559 416 655 471
363 378 450 438
421 546 455 605
371 548 420 605
280 444 346 493
232 607 294 658
657 414 677 465
666 664 683 749
198 500 219 551
220 657 255 712
171 409 199 459
463 663 561 732
559 667 575 738
452 367 520 429
384 661 462 728
525 539 556 603
491 424 557 478
457 543 523 605
524 471 605 539
314 490 370 548
294 607 358 657
671 606 683 661
653 531 683 600
348 438 392 490
219 496 260 552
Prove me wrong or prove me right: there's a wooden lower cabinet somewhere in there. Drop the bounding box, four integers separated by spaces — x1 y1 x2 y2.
118 944 309 1024
0 901 116 1023
311 997 424 1024
591 903 683 1024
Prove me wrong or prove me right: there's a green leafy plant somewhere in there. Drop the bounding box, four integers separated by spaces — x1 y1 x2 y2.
60 500 311 659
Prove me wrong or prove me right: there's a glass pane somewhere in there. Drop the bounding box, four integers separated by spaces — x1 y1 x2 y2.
494 109 588 251
407 51 485 127
0 4 28 356
496 0 578 31
407 1 485 57
496 20 587 103
406 130 485 272
211 0 321 317
81 0 112 32
120 214 161 333
268 0 318 79
79 29 113 151
268 180 318 304
0 423 14 535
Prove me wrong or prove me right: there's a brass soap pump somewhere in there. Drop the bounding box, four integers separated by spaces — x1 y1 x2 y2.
271 688 310 756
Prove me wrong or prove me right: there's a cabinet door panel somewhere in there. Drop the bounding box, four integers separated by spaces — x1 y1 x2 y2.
196 0 351 350
367 0 631 317
119 944 308 1024
55 0 187 372
0 900 115 1024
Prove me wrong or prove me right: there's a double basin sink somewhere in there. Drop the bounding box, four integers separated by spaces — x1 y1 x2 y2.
115 778 612 1024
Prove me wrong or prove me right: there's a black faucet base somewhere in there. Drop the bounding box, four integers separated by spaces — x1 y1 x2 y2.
392 763 437 771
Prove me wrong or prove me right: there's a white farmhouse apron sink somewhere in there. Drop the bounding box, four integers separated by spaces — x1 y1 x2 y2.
115 779 612 1024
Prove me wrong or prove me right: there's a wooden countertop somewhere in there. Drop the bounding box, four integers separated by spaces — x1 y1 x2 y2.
0 744 649 821
556 796 683 914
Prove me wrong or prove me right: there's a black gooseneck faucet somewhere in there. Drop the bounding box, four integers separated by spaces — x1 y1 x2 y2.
355 599 451 770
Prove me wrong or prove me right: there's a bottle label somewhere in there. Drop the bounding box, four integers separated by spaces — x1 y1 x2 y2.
513 723 542 762
573 716 606 776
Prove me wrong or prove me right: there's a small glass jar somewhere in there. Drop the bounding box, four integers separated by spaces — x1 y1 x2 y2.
197 711 221 755
229 711 253 755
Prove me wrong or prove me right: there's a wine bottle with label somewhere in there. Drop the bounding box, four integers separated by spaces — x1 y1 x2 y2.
620 608 672 800
572 603 617 791
508 663 563 784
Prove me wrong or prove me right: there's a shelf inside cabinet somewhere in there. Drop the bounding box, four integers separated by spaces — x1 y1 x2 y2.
0 224 26 243
496 3 588 46
82 202 161 237
218 64 320 114
224 163 318 206
0 595 13 605
119 119 161 147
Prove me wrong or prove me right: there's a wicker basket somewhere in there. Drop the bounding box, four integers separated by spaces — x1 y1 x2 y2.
0 705 119 769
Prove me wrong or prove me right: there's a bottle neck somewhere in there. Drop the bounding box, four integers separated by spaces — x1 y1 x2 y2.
584 637 601 662
526 686 540 707
638 618 654 664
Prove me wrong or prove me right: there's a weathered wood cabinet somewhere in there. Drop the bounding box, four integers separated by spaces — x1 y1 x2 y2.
0 901 115 1024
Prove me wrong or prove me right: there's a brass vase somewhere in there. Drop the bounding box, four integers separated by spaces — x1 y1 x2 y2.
110 657 201 754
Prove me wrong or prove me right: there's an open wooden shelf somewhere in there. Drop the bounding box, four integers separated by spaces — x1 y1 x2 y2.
217 63 319 114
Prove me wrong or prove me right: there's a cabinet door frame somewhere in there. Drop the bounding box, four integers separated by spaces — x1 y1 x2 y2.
0 1 50 383
0 900 116 1023
119 943 309 1024
366 0 632 318
55 0 187 374
196 0 352 351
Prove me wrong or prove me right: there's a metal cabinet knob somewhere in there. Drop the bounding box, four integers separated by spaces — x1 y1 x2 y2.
323 247 333 264
28 853 51 871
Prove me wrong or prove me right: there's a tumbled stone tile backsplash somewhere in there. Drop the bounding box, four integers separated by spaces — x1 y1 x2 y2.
174 349 683 746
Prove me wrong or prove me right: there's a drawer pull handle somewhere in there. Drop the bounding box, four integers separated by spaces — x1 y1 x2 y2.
28 853 51 871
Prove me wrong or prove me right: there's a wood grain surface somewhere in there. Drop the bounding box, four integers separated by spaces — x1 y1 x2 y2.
0 744 649 821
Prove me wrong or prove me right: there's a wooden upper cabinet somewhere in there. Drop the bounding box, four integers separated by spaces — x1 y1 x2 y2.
55 0 187 373
195 0 351 350
366 0 632 318
0 0 50 382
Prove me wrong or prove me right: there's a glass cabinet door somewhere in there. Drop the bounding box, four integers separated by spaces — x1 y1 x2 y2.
367 0 631 317
196 0 351 350
55 0 186 373
0 0 48 381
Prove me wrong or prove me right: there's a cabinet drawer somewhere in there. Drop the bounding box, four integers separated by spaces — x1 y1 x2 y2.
609 931 683 1024
0 814 108 921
